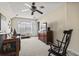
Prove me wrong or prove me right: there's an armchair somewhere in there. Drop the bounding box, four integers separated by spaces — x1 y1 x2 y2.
0 29 20 56
48 29 73 56
0 38 20 56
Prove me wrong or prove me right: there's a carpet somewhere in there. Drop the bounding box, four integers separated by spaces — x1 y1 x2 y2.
19 37 50 56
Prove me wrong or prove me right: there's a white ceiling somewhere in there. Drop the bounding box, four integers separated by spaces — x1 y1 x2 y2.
1 2 65 19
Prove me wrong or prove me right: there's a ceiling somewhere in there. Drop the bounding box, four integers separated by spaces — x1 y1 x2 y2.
1 2 65 19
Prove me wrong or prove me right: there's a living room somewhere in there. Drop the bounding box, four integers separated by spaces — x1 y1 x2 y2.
0 2 79 56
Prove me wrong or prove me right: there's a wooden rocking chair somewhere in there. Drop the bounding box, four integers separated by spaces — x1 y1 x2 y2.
48 29 73 56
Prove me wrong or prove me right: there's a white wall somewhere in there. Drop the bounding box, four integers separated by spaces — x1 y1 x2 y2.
39 2 79 55
66 3 79 54
0 2 14 33
1 14 7 33
39 3 67 41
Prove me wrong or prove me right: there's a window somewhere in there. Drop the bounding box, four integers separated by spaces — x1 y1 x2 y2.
17 21 32 35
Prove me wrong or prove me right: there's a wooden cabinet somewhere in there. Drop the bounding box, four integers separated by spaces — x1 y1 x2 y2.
38 30 53 44
38 22 53 44
38 32 47 43
0 38 20 56
47 30 53 44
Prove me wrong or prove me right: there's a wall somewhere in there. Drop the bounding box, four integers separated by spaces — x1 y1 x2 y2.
1 14 7 33
39 3 67 41
39 2 79 55
66 3 79 54
0 2 14 33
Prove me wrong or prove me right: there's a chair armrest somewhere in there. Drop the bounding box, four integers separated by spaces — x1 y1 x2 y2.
53 44 60 48
57 40 65 44
48 42 60 48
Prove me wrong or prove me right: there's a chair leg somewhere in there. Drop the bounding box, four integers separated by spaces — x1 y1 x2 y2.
48 48 52 56
48 52 51 56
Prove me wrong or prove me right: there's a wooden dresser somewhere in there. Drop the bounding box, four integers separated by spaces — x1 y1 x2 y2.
38 30 53 44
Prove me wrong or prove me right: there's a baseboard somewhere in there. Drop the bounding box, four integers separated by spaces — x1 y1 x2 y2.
67 49 79 56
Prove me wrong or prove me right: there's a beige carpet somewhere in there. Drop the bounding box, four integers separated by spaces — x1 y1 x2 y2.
19 37 50 56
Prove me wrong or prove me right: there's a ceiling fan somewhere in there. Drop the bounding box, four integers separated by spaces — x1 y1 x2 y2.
22 2 44 15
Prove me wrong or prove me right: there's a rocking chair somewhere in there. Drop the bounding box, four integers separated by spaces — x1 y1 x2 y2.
48 29 73 56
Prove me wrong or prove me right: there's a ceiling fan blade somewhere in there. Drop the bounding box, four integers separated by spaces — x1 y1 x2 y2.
36 10 43 14
24 3 31 9
22 9 29 12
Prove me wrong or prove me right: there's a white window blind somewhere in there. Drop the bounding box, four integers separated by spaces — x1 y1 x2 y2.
17 21 32 35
